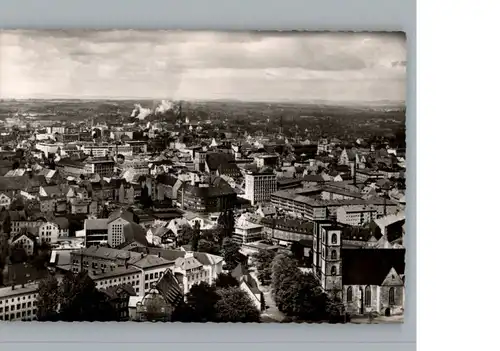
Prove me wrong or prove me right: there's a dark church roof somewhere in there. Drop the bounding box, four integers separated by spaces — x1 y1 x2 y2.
341 248 406 286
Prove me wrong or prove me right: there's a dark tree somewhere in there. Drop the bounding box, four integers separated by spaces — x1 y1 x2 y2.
271 254 332 321
290 241 304 263
58 271 116 322
217 209 235 244
271 254 301 308
177 224 195 247
101 204 110 218
185 282 220 322
36 274 61 321
10 246 28 263
126 207 141 224
221 237 240 271
214 272 239 289
253 250 276 285
171 301 198 322
0 233 9 286
140 185 153 208
2 212 11 236
197 239 221 255
215 287 261 323
190 221 201 252
286 272 329 321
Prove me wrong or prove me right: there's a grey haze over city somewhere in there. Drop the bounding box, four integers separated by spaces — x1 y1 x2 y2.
0 30 406 105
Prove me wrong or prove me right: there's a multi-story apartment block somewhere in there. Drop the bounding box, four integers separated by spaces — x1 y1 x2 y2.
70 246 175 296
271 189 328 221
336 205 378 227
82 145 109 158
0 283 39 321
84 158 115 178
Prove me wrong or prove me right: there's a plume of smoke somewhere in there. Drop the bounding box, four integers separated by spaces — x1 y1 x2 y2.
154 100 175 114
131 104 152 120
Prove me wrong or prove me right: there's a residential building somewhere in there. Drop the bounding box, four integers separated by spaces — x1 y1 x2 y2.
70 246 175 296
178 177 236 214
172 252 210 294
10 232 37 256
83 209 147 248
145 248 224 291
261 217 312 246
336 205 378 227
233 213 264 244
84 158 115 178
84 218 109 247
92 267 143 295
231 264 265 312
38 221 61 244
254 154 279 168
82 145 109 158
100 284 137 321
205 152 241 178
0 192 13 209
0 283 38 321
271 189 328 221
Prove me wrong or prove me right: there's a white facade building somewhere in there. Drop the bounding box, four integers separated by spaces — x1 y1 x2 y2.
0 283 39 321
244 170 277 206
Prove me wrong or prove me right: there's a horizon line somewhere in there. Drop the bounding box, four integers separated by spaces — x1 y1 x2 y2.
0 97 406 107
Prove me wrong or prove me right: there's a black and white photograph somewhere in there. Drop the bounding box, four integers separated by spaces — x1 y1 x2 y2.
0 30 406 324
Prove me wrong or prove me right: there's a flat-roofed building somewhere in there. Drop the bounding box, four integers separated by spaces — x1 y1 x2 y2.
244 168 277 206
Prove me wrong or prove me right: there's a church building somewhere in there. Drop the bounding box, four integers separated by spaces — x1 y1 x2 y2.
312 219 406 317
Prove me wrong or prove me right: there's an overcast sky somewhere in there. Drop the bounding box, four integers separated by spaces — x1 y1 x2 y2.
0 30 406 104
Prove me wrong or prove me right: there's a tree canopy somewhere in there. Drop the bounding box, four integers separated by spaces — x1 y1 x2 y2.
36 274 60 321
253 250 276 285
215 287 261 323
37 271 116 322
221 237 241 271
214 272 239 289
217 209 235 244
270 254 336 322
185 281 220 322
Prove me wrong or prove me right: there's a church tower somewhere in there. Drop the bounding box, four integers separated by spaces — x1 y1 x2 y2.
313 220 343 299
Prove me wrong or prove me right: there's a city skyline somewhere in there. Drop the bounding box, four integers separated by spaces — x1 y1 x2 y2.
0 30 406 104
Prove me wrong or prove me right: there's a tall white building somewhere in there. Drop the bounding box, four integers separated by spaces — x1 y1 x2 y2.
244 169 277 206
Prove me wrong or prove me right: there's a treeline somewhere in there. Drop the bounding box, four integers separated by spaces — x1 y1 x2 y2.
36 271 261 323
172 273 260 323
37 271 118 322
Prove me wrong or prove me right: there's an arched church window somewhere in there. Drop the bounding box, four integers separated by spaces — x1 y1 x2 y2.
331 249 337 260
365 286 372 307
389 287 395 305
331 233 337 244
331 265 336 276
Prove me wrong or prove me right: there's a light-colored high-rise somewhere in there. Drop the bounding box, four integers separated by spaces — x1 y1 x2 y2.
244 169 277 206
